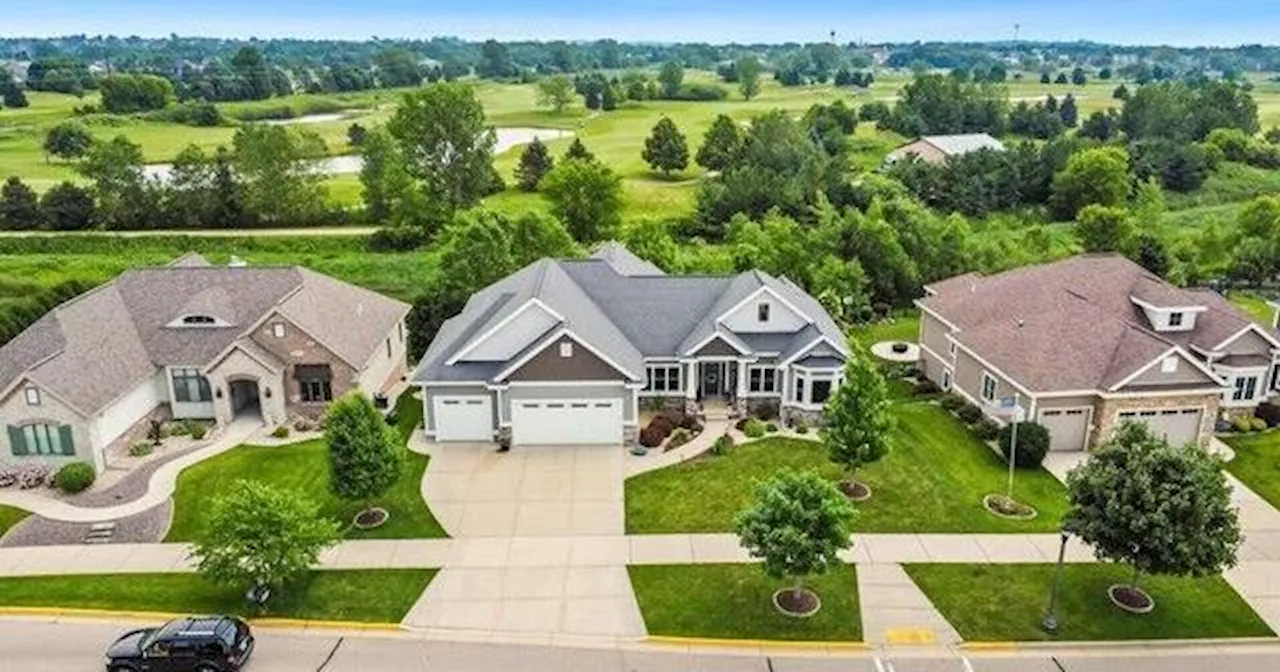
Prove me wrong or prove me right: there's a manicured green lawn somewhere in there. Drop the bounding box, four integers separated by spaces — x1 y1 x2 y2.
1222 430 1280 510
0 569 435 624
629 563 861 641
849 311 921 349
625 401 1068 533
0 505 31 538
905 563 1273 642
166 391 444 541
1226 290 1275 326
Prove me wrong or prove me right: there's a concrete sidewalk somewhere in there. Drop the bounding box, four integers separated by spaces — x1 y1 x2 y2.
0 532 1101 577
0 417 260 523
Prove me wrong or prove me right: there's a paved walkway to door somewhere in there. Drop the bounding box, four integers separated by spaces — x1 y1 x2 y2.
422 443 625 538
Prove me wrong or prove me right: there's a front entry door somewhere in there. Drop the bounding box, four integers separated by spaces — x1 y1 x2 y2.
701 363 722 398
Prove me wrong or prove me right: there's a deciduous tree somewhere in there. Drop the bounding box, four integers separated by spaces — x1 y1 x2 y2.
738 56 762 100
1050 146 1132 219
658 60 684 99
695 114 743 171
39 182 96 231
77 135 152 230
43 122 94 162
1065 422 1241 612
1075 204 1136 253
541 157 624 243
734 470 856 612
191 481 340 598
823 350 895 500
536 75 576 114
325 392 404 525
386 83 498 220
642 117 689 177
232 125 329 226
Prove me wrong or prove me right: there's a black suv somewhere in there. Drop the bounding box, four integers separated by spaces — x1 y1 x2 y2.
105 616 254 672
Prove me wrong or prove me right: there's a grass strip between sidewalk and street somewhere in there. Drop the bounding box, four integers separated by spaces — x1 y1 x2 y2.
628 563 862 642
904 563 1273 642
0 569 436 624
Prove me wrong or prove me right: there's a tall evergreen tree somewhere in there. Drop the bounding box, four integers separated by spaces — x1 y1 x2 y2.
1060 93 1079 127
564 137 595 162
0 177 41 230
515 138 554 191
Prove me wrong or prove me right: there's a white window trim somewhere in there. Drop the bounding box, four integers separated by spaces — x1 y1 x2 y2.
559 342 574 358
757 302 771 323
1222 366 1268 407
641 364 683 394
790 371 840 409
24 387 40 406
981 372 998 403
272 322 286 338
746 365 780 395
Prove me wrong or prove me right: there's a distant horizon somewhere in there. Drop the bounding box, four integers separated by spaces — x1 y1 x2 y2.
3 1 1280 48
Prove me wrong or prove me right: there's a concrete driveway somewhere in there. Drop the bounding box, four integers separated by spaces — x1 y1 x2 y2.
423 443 625 538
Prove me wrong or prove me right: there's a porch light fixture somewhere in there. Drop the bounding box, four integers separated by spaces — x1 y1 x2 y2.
215 388 223 399
263 387 272 399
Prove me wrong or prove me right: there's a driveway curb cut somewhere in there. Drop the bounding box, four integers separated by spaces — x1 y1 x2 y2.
0 606 403 632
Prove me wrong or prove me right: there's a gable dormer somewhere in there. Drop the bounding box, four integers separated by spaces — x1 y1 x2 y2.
718 286 810 333
1129 295 1206 333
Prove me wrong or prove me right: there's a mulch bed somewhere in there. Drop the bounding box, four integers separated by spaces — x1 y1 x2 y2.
1109 584 1155 614
982 493 1038 521
353 507 389 530
773 588 822 618
839 481 871 502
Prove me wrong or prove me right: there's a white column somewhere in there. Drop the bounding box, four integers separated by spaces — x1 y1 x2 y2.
737 360 747 398
685 361 697 399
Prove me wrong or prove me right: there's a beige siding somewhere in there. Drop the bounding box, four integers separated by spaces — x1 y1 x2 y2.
1036 394 1098 411
888 140 948 164
918 311 954 384
1116 353 1221 390
1219 328 1275 357
953 349 1019 408
0 382 96 470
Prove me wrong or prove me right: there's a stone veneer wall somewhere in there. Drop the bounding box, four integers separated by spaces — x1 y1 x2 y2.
1091 392 1221 448
744 397 781 420
781 405 827 429
639 395 697 420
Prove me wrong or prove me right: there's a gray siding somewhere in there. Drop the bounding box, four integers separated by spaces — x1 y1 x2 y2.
1219 328 1274 357
506 337 627 382
919 312 953 368
693 337 740 357
421 384 491 432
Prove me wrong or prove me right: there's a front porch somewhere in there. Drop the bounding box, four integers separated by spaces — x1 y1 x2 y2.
639 357 839 424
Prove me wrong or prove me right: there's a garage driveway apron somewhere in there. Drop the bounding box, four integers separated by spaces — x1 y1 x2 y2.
409 442 645 639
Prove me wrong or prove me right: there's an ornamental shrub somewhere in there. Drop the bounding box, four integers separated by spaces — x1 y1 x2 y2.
54 461 95 493
998 421 1051 468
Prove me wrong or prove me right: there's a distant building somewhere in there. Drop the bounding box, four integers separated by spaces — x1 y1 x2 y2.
2 60 31 83
885 133 1006 165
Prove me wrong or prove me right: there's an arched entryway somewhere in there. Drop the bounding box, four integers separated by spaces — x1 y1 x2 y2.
228 378 262 418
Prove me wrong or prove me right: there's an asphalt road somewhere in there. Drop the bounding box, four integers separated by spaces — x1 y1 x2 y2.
3 618 1276 672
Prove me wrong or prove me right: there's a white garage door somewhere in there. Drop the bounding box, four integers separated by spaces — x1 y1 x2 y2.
433 396 493 442
1118 408 1203 447
1039 408 1091 452
511 398 623 446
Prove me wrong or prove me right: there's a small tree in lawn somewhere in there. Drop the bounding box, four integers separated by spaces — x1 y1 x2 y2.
325 392 404 529
515 137 554 191
823 350 895 501
735 469 856 616
642 117 689 178
192 481 340 604
1065 422 1241 613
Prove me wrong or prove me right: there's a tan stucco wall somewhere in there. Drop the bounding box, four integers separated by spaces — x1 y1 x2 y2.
1092 392 1220 448
249 314 358 420
358 317 408 396
207 348 287 426
0 382 96 470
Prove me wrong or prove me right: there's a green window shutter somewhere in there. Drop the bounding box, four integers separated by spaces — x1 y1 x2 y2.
58 426 75 456
7 426 26 456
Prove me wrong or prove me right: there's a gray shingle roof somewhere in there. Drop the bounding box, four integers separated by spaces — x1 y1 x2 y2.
0 261 409 416
920 254 1267 393
414 246 849 385
591 241 666 276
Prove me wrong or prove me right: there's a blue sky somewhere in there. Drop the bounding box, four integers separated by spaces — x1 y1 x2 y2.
3 1 1277 46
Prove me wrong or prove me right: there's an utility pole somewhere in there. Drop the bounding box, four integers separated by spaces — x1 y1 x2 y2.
1013 23 1021 43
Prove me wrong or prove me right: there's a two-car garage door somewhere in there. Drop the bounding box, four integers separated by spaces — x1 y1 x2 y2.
512 398 623 446
1118 408 1203 448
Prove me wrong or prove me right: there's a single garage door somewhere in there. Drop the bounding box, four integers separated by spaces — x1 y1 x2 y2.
433 395 494 441
1117 408 1203 447
1038 408 1090 451
511 398 623 446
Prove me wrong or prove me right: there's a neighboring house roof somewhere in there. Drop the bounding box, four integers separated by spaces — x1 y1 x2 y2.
917 133 1006 156
919 254 1270 393
889 134 1006 162
414 245 849 385
0 257 410 416
591 240 666 276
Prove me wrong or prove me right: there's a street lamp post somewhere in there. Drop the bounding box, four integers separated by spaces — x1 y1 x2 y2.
1042 526 1072 634
1006 392 1019 499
